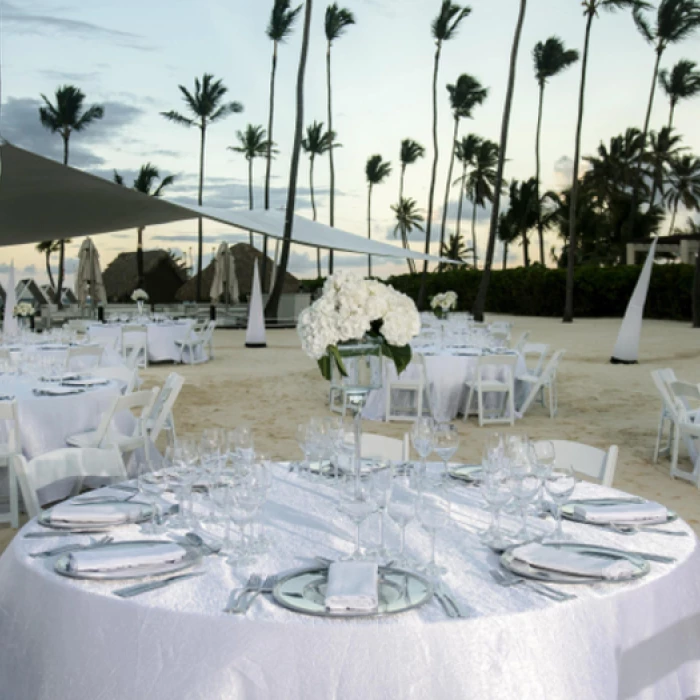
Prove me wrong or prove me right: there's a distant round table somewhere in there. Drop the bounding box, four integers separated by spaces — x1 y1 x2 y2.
4 343 124 370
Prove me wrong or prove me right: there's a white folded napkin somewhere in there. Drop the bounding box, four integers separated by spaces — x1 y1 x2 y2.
49 503 132 525
67 543 186 573
325 561 379 612
512 543 637 580
72 488 136 504
572 502 668 525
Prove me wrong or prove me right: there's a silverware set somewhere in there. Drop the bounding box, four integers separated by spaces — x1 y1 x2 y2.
224 574 278 614
489 568 576 602
29 535 113 558
113 571 205 598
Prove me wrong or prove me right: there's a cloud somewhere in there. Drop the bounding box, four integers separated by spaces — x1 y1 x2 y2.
3 2 152 51
39 69 100 83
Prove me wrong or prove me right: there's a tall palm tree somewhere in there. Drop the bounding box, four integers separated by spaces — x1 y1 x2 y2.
465 138 500 268
391 197 424 273
659 59 700 127
324 3 356 275
533 37 579 265
38 85 104 309
229 124 274 246
472 0 527 322
161 74 243 302
646 126 685 206
417 0 471 309
438 74 488 255
399 138 426 201
453 134 481 263
264 0 302 289
439 233 470 270
301 121 335 276
496 211 519 270
114 165 176 289
365 155 392 277
563 0 644 324
506 178 539 267
35 240 61 293
664 155 700 234
266 0 313 319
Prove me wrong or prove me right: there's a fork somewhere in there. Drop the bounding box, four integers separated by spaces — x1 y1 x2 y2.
225 574 261 613
607 523 689 537
29 535 113 558
237 575 277 614
490 568 575 601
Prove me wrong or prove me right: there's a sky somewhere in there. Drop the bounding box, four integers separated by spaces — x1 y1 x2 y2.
1 0 699 289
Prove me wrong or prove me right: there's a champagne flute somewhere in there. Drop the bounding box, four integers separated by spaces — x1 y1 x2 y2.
480 467 513 548
411 417 435 484
336 473 378 560
530 440 556 513
416 491 451 578
387 473 418 568
433 423 459 478
368 462 394 560
543 464 577 542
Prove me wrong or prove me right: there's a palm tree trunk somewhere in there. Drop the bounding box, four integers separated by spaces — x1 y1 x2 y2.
439 116 460 256
417 42 443 310
668 202 678 235
45 251 56 292
263 41 278 292
196 124 206 303
470 198 478 268
692 252 700 328
455 164 466 241
367 184 373 277
248 158 254 247
399 165 406 201
669 101 676 129
564 10 594 324
310 156 321 277
137 227 145 288
56 134 70 310
402 230 414 274
326 40 336 276
265 0 313 319
522 230 529 267
503 242 508 270
472 0 527 322
535 82 545 265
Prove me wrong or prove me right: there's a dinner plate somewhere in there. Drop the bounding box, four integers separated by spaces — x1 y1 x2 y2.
501 543 650 584
38 503 154 532
561 502 678 527
54 540 201 581
272 566 433 618
63 378 111 387
448 464 483 483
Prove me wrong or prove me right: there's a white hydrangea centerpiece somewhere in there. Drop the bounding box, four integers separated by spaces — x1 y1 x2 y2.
297 271 421 380
14 302 35 317
430 291 458 319
131 289 149 302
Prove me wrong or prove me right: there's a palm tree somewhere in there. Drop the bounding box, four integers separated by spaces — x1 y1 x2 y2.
664 155 700 234
161 74 243 302
391 197 424 273
324 3 356 275
563 0 644 324
266 0 313 319
399 138 426 201
465 138 500 268
472 0 527 322
38 85 104 308
496 211 519 270
438 74 488 256
506 178 539 267
301 121 336 276
439 233 470 270
533 37 579 265
35 240 61 293
418 0 471 309
264 0 302 289
659 59 700 127
229 124 274 246
114 165 176 288
365 155 392 277
452 135 481 249
646 126 685 206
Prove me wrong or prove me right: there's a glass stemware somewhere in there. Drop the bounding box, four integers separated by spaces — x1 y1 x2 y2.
416 490 451 578
411 417 435 484
368 462 394 560
387 473 418 568
530 440 556 513
480 467 513 548
226 481 262 567
433 423 459 478
543 464 577 542
336 474 378 560
511 471 540 541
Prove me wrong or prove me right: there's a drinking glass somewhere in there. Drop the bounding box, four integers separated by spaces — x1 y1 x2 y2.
387 473 418 568
411 417 435 484
511 471 540 541
482 432 504 473
530 440 556 513
248 456 272 553
336 474 378 560
226 482 261 567
368 463 394 560
416 491 451 577
296 423 313 477
231 425 255 465
480 467 513 548
543 464 577 542
433 423 459 478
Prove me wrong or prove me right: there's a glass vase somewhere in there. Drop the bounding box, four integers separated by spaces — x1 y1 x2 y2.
137 300 144 316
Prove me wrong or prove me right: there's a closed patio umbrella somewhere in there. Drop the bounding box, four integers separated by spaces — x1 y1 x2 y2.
209 242 239 305
74 238 107 306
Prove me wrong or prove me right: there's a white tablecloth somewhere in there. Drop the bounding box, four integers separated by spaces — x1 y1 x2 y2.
1 471 699 700
5 343 124 370
88 321 198 363
363 349 528 421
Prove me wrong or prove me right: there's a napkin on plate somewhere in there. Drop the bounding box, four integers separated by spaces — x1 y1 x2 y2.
512 543 637 580
572 502 668 525
66 543 186 573
72 488 136 504
325 561 379 612
49 503 132 525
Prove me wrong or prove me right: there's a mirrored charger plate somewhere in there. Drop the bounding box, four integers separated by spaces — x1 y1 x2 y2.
560 502 678 527
448 464 483 484
272 566 433 618
62 377 111 387
38 503 154 532
501 542 650 584
54 540 201 580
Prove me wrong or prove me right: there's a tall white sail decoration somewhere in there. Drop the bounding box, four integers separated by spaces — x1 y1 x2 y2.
245 260 267 348
3 262 17 337
610 237 658 364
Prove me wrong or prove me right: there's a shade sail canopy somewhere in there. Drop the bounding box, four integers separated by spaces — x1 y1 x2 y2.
0 142 456 264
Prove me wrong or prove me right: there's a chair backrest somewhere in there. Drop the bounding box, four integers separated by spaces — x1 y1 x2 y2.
200 321 217 344
90 366 139 394
539 439 618 488
0 400 21 455
90 334 120 352
651 369 677 416
668 380 700 422
12 446 126 518
65 345 103 370
122 324 148 335
518 350 565 416
360 433 406 462
92 387 159 446
523 343 550 375
512 331 530 353
476 354 517 385
147 372 185 443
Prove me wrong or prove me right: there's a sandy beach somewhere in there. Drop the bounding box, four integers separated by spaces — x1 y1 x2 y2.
2 315 698 551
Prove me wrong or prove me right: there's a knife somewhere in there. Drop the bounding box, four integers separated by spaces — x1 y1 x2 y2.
113 571 205 598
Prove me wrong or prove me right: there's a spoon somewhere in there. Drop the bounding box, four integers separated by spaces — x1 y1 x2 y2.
183 532 222 555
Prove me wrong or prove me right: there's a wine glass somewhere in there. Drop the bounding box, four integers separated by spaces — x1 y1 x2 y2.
226 481 262 567
411 417 435 483
482 432 504 473
480 467 513 548
368 462 394 560
530 440 556 513
416 490 451 578
387 473 418 568
543 464 577 542
336 473 378 560
511 470 540 542
433 423 459 478
296 423 313 477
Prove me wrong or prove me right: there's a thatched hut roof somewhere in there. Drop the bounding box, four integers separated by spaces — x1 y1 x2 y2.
103 249 189 303
175 242 300 301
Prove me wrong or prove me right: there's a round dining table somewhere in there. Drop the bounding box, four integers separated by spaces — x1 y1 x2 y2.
4 342 124 370
1 468 698 700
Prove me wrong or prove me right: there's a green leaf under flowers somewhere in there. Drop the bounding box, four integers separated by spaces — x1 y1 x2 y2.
380 342 412 376
329 345 348 378
318 355 332 381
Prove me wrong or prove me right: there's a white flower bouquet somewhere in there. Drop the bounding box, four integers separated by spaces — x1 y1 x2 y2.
14 302 35 317
297 271 421 380
430 291 458 319
131 289 149 302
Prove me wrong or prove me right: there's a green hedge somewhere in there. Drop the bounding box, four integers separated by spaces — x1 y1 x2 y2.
384 264 694 321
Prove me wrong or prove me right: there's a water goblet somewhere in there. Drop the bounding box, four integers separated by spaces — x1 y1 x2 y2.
368 462 394 561
480 467 514 549
433 423 459 478
511 471 540 542
416 490 451 578
411 417 435 484
387 473 418 568
226 482 261 568
543 464 577 542
530 440 555 513
336 473 378 561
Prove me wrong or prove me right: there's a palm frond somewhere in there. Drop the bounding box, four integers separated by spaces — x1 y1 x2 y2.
431 1 471 42
160 110 195 128
267 0 303 42
325 3 356 42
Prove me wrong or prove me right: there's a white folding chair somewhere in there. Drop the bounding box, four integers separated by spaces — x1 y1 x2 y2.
65 345 104 371
384 355 429 422
667 380 700 485
145 372 184 445
489 321 512 344
12 446 126 519
517 350 565 419
66 388 159 462
175 321 215 364
90 333 120 352
651 368 678 463
522 343 550 376
537 439 618 488
89 366 139 394
463 354 517 426
511 331 530 354
122 325 148 369
0 400 21 528
361 433 408 462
